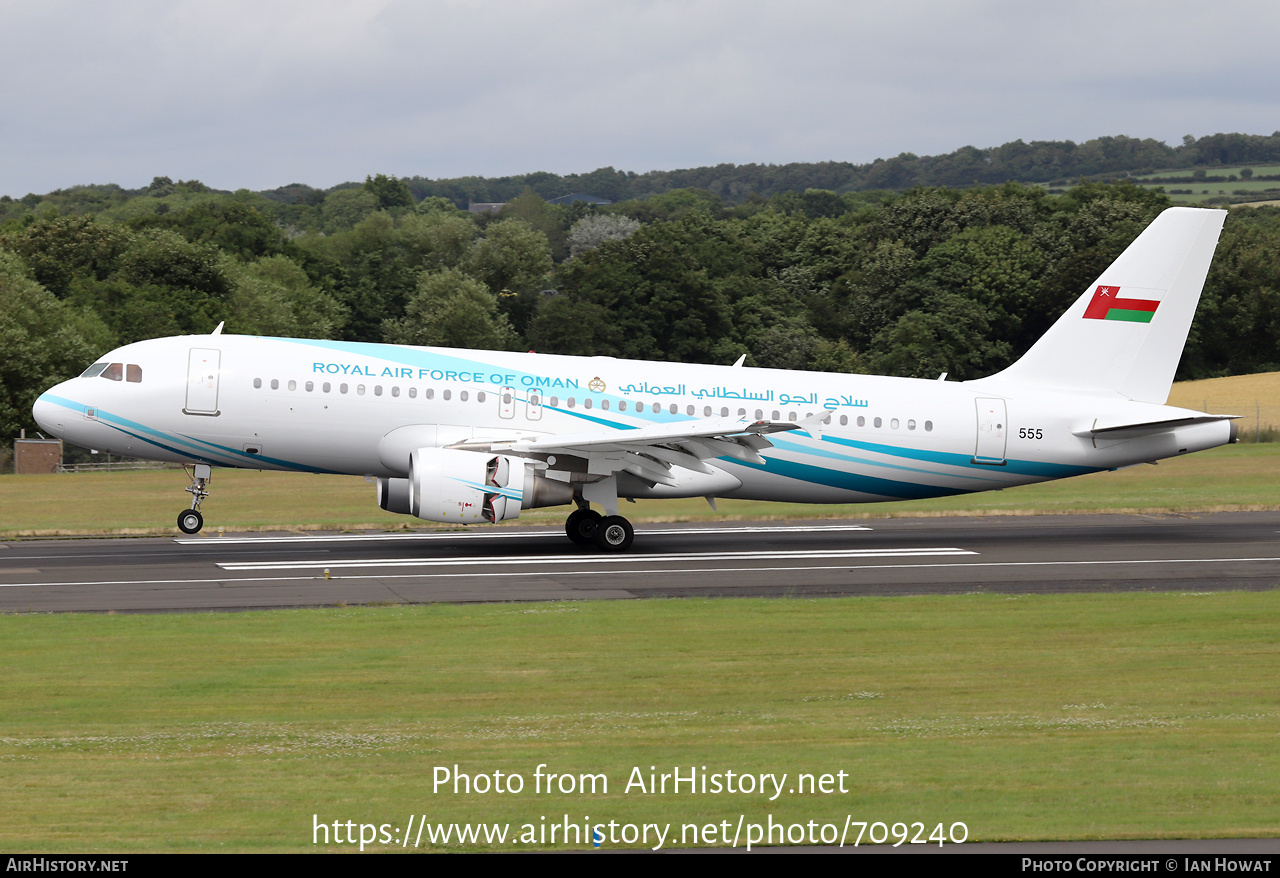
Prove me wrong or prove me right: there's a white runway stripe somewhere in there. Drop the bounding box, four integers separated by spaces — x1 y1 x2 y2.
218 547 974 571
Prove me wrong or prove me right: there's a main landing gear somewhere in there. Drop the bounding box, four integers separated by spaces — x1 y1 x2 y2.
564 505 635 552
177 464 212 534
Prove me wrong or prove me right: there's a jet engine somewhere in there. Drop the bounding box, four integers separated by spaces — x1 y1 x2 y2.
397 447 574 524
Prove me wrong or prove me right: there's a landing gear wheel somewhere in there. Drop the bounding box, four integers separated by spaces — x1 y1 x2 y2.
593 515 634 552
177 509 204 534
565 509 603 545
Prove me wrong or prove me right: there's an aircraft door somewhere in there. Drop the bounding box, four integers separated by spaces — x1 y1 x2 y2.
973 397 1007 465
184 348 221 416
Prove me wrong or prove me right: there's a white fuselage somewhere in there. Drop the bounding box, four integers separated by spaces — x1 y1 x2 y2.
33 334 1233 506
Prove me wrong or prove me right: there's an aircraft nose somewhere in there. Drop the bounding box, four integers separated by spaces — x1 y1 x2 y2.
32 390 67 437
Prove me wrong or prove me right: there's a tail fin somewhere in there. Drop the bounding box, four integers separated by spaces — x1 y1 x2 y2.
985 207 1226 404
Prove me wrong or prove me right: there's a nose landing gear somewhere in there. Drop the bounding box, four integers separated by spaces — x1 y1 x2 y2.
178 464 212 534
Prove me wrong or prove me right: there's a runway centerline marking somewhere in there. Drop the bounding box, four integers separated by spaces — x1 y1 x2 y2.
174 524 874 545
216 547 974 571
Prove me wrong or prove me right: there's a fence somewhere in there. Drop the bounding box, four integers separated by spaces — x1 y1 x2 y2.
1167 398 1280 443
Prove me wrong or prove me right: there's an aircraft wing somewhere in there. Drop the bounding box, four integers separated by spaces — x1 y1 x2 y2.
452 418 799 486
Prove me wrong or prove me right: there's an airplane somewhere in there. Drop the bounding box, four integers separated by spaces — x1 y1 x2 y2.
32 206 1237 552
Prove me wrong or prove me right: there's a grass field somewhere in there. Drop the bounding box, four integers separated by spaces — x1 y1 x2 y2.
2 593 1278 851
1131 165 1280 204
1133 164 1280 181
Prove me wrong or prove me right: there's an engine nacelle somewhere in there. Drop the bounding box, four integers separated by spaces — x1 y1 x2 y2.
408 447 529 524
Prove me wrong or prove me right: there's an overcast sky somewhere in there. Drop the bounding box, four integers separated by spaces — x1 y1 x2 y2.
3 0 1278 198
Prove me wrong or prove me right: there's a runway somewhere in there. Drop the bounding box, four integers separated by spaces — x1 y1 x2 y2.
1 511 1278 613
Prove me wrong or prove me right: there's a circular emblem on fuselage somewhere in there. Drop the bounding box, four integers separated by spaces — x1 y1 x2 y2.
588 376 606 393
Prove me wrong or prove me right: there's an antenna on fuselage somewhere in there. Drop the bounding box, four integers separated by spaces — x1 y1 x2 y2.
211 321 224 335
731 354 746 368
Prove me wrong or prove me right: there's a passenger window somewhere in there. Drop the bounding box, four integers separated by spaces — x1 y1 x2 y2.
772 410 780 420
425 388 434 399
925 420 934 432
288 380 297 391
669 404 677 414
477 391 485 403
873 417 882 428
687 405 695 416
374 385 382 396
567 398 575 408
601 400 609 411
323 382 331 393
126 364 142 383
619 401 628 412
408 387 417 398
788 411 797 422
840 415 848 426
857 416 865 427
460 390 468 402
907 419 916 430
306 381 314 392
102 363 124 381
755 409 763 420
443 389 451 401
253 378 262 389
550 396 559 407
357 385 365 395
584 399 592 410
890 418 899 429
392 386 400 398
704 406 712 417
271 379 279 390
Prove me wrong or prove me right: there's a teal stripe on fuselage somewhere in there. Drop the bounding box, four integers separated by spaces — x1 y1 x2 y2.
818 434 1098 479
768 436 1006 484
731 454 969 501
38 394 336 474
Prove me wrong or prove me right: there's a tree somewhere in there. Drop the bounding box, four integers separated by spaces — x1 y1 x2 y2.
0 215 131 296
397 211 478 272
320 188 380 233
382 268 516 350
364 174 414 210
0 250 114 441
225 255 345 339
467 218 554 337
567 214 642 258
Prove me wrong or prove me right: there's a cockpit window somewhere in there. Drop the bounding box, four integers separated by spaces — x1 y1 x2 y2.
101 363 124 381
126 364 142 383
81 362 109 378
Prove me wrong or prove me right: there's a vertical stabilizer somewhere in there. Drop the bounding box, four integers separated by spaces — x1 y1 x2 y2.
985 207 1226 403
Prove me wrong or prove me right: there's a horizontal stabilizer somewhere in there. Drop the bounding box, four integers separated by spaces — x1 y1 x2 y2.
1071 413 1238 440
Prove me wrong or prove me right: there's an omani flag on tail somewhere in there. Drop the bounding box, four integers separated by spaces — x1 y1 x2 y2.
1082 285 1161 323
